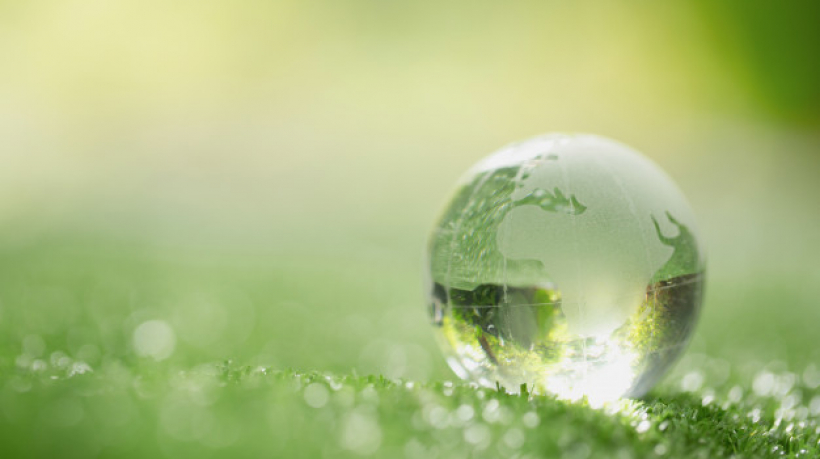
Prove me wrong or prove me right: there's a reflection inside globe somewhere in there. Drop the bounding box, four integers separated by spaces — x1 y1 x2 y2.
430 271 702 404
426 134 705 402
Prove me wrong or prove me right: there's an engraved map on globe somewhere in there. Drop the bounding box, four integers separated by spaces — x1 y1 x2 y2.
426 134 705 402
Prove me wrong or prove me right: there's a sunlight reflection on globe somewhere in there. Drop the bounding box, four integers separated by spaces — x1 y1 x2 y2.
426 134 705 405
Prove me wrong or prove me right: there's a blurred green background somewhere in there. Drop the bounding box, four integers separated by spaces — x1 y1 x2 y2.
0 0 819 456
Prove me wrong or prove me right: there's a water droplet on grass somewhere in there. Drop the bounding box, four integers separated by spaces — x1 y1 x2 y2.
522 412 540 428
503 427 525 449
456 404 475 423
304 383 329 409
463 423 491 449
635 420 651 433
133 320 176 361
340 409 382 455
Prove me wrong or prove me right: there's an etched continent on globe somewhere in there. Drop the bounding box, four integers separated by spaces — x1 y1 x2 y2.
426 134 704 403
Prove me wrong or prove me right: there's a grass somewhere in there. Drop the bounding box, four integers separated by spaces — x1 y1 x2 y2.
1 233 819 458
2 363 819 458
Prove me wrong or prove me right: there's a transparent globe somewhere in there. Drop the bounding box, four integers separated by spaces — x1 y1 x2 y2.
426 134 704 404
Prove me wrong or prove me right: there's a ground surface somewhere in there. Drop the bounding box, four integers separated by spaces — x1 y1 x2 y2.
1 234 819 458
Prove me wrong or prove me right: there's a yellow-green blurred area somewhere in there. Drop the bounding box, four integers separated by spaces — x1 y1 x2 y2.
1 0 819 382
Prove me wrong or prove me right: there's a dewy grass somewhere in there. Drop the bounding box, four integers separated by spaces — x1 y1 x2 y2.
1 359 819 458
1 236 819 458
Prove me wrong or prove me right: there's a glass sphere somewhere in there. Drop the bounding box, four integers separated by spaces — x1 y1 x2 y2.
426 134 704 404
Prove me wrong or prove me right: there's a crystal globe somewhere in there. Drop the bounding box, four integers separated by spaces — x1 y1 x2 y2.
426 134 704 404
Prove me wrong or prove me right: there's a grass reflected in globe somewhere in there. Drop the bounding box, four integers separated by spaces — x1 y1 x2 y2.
426 134 705 403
